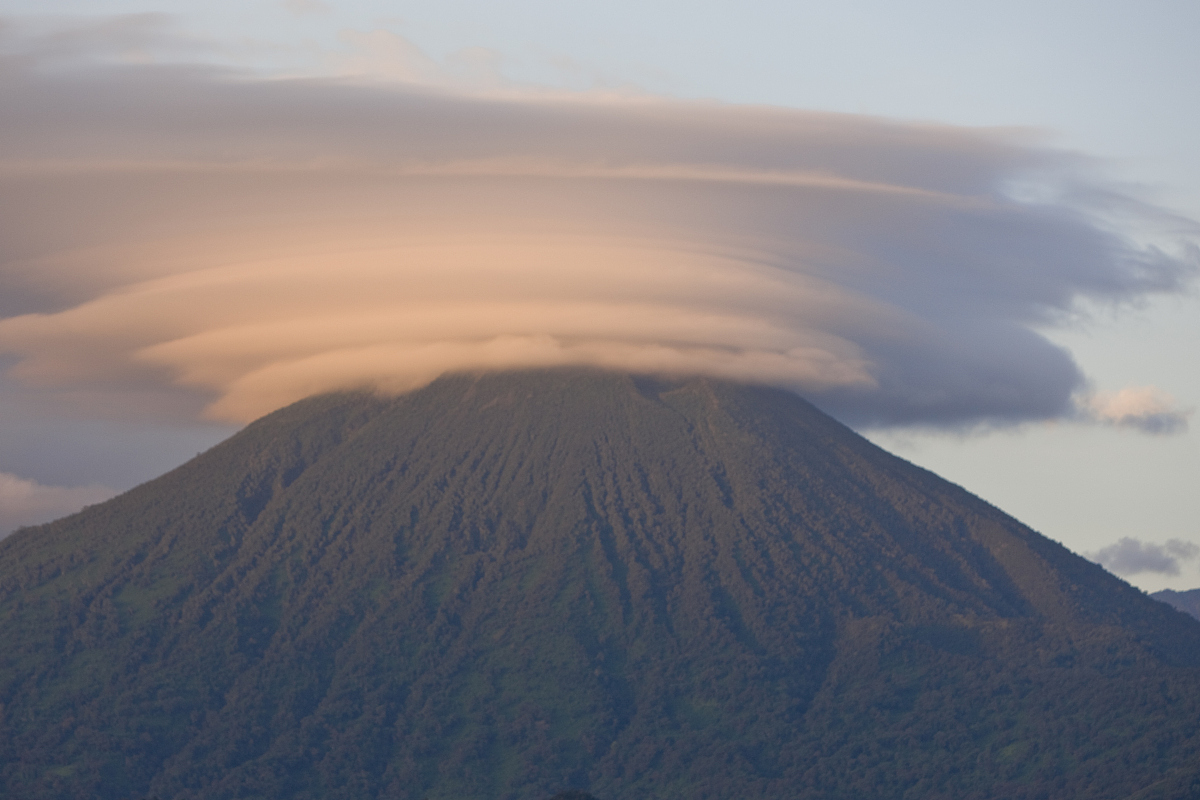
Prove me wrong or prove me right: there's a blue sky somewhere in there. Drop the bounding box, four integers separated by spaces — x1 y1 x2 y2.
1 0 1198 591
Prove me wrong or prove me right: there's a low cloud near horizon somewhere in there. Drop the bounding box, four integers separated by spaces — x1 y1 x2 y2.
0 15 1196 430
0 472 114 538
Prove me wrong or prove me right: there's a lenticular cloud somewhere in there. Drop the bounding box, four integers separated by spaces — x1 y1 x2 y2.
0 31 1194 426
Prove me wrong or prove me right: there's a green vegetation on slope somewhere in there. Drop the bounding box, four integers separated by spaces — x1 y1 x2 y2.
1 369 1199 800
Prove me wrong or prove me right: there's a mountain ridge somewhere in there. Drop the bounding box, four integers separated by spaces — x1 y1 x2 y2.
2 368 1199 799
1152 588 1200 621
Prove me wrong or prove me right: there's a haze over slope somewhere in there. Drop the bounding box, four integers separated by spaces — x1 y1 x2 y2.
1 369 1198 800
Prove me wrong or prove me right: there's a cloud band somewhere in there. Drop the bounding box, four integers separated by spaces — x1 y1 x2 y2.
0 22 1195 426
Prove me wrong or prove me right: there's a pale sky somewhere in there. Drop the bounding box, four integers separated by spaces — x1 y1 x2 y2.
1 0 1197 592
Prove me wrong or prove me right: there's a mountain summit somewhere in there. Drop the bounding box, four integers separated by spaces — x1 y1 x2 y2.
2 369 1199 799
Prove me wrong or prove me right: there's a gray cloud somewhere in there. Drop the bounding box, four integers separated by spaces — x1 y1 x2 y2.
0 13 207 70
1089 538 1200 577
0 17 1195 427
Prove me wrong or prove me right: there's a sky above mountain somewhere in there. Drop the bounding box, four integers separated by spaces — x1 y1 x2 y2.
0 1 1197 591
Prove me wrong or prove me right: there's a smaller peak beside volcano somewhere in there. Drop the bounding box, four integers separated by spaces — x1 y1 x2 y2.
1153 588 1200 620
2 368 1199 800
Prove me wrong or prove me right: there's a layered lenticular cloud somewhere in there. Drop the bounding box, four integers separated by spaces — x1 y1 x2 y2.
0 18 1195 427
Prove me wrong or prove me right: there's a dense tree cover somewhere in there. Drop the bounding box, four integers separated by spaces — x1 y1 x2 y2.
2 369 1199 799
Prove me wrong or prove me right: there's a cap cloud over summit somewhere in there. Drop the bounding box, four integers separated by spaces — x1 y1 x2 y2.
0 18 1195 428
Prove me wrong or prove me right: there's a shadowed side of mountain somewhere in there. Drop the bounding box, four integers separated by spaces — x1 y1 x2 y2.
1 369 1199 800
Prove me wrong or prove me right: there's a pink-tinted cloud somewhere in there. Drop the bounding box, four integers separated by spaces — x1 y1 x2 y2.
0 17 1194 427
1077 386 1191 434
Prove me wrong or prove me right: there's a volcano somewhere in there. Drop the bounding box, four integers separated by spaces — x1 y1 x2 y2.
2 369 1199 800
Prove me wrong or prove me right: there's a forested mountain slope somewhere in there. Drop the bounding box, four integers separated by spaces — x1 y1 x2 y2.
2 369 1199 799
